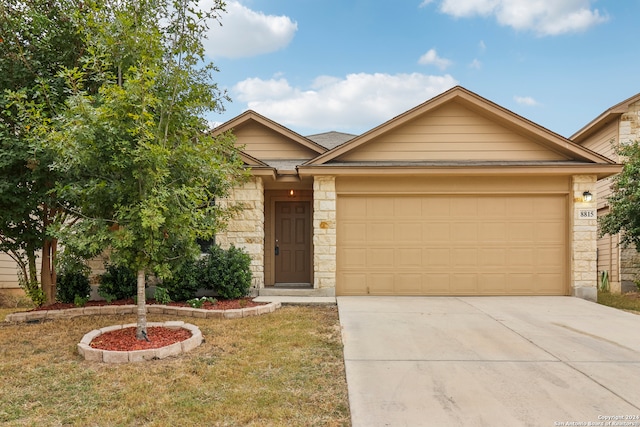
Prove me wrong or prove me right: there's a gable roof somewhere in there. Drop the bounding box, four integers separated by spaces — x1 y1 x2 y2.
212 110 327 156
305 86 615 166
306 131 357 149
571 92 640 143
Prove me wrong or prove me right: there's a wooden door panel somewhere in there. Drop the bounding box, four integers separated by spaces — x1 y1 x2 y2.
275 201 311 283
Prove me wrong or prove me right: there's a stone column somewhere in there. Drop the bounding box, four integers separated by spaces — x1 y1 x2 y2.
216 177 265 290
313 176 336 292
571 175 598 301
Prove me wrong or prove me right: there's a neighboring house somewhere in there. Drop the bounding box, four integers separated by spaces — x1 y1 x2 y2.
0 252 21 294
0 86 622 300
212 86 620 301
571 93 640 293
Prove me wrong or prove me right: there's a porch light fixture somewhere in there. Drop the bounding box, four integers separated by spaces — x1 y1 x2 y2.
288 189 295 198
582 191 593 202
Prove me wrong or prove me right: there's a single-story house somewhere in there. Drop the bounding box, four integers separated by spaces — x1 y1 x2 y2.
212 86 621 301
571 92 640 293
0 86 623 301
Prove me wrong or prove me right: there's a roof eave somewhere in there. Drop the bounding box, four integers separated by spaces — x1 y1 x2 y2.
298 164 622 179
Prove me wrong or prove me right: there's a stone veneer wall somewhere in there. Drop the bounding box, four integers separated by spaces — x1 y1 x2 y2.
216 177 265 290
313 176 336 291
618 100 640 292
571 175 598 301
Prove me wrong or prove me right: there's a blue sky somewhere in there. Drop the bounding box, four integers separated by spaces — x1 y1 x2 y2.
203 0 640 138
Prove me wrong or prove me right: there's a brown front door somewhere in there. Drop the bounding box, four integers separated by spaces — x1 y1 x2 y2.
275 201 311 284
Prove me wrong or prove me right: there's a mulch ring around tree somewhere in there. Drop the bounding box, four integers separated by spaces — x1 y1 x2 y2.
90 326 192 351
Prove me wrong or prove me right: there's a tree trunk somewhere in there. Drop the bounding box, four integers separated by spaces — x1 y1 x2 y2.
40 238 57 304
136 269 148 341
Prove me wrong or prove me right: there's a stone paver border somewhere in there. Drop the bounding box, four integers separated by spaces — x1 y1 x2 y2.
77 321 203 363
4 301 281 323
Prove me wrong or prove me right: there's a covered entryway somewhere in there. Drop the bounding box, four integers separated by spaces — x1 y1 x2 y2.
274 201 312 284
336 176 569 296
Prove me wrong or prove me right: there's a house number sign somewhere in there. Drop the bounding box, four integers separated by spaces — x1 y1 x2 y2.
578 209 596 219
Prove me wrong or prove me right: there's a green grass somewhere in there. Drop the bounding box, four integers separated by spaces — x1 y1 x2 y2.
597 290 640 314
0 306 350 426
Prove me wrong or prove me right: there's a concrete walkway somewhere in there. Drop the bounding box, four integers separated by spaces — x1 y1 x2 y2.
337 296 640 427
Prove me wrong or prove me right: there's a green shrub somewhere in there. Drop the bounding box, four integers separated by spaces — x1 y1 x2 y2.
153 286 172 305
98 264 137 301
56 255 91 304
163 257 201 301
74 294 89 307
201 244 252 299
18 271 45 307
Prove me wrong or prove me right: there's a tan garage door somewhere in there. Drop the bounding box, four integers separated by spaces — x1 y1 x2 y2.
337 194 568 296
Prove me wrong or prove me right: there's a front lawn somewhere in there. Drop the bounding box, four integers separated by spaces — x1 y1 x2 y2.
597 290 640 314
0 306 350 426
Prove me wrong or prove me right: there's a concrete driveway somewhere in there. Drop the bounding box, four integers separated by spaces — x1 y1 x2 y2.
337 296 640 427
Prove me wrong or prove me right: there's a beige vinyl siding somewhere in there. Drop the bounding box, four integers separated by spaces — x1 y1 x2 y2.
597 208 620 288
336 176 570 296
233 121 319 160
337 102 569 162
0 253 19 289
580 120 618 209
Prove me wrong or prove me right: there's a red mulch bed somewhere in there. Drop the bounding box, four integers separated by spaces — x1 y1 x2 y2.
31 297 265 353
90 326 192 351
33 297 263 311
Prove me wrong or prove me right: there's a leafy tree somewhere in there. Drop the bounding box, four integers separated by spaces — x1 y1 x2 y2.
600 141 640 248
49 0 246 339
0 0 86 304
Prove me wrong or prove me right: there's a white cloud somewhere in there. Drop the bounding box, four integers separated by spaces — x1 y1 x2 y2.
514 95 539 106
432 0 608 36
203 1 297 58
418 49 453 70
469 59 482 69
232 72 459 132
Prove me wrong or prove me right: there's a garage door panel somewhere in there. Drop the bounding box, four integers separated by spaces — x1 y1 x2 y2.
451 198 478 215
478 222 507 241
337 194 567 296
425 223 451 241
342 248 367 268
535 222 565 241
395 198 423 217
340 273 367 294
452 223 478 242
396 223 423 241
342 222 366 242
478 274 507 293
508 248 535 267
509 274 536 293
536 273 565 294
424 248 451 267
479 249 507 267
398 248 422 267
369 274 395 293
452 249 477 267
368 197 394 217
451 274 478 293
422 198 450 215
368 248 395 267
367 223 395 242
396 274 422 293
508 223 534 241
425 274 451 293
